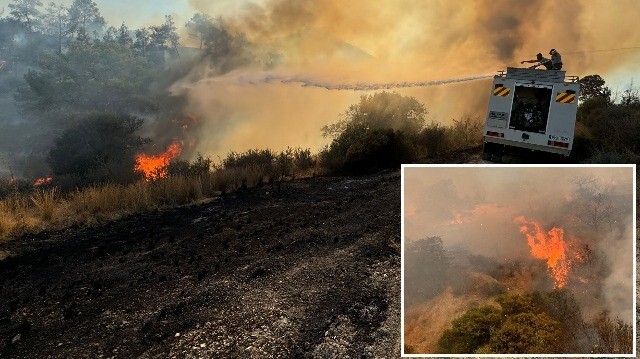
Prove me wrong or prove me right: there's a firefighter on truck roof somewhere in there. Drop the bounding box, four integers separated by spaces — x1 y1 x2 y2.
521 49 562 70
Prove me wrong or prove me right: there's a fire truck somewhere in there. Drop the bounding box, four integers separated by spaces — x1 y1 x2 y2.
482 67 580 162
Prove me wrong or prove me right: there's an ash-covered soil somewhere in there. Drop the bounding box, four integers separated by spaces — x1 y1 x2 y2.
0 172 401 358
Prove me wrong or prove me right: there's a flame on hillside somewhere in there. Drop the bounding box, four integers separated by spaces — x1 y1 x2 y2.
134 141 183 181
514 216 586 288
33 177 52 187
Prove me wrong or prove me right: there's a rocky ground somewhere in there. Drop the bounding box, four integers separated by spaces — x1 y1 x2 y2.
0 171 401 358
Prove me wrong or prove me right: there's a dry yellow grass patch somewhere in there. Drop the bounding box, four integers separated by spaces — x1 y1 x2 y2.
0 163 308 241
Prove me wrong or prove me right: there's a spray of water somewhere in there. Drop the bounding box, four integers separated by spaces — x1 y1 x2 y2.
214 71 495 91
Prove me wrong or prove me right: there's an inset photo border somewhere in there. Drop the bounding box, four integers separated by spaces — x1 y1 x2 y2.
401 164 636 357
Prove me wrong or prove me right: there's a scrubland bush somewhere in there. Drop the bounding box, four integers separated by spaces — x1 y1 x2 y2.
575 77 640 163
592 312 633 354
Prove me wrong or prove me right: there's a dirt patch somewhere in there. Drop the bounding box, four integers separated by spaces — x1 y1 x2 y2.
0 172 401 358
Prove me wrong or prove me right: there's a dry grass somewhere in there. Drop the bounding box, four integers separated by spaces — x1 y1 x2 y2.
0 163 308 241
0 209 17 238
30 188 58 221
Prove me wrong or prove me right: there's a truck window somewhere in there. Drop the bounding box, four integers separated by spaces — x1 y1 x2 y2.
508 86 552 133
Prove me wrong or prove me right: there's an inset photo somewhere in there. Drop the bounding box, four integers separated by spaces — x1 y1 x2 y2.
401 165 636 356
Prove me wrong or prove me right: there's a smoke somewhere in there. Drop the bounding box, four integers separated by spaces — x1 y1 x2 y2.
598 217 635 322
3 0 640 173
175 0 640 157
403 167 634 324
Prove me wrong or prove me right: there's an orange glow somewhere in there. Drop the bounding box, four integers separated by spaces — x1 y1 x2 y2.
514 216 584 288
33 177 52 187
135 141 183 181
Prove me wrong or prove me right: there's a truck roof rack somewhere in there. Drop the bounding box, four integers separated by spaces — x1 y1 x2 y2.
505 67 565 82
496 68 579 83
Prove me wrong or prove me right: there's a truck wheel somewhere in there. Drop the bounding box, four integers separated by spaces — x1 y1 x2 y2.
482 143 494 161
491 153 503 163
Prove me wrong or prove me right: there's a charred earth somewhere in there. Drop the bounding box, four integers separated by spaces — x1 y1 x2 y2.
0 172 400 358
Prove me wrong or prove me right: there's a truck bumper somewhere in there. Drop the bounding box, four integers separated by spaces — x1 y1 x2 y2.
484 136 570 156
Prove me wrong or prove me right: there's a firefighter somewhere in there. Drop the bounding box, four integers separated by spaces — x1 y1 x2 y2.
549 49 562 70
520 53 552 70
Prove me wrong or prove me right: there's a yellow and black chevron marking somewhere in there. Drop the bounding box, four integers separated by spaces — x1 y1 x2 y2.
493 85 510 97
556 92 576 104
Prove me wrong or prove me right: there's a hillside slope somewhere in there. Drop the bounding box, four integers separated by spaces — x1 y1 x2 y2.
0 172 400 358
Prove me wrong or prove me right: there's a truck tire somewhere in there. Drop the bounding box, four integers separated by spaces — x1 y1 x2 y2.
482 143 494 161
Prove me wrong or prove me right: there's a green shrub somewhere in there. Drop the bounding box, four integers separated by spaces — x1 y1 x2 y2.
488 313 562 354
437 306 503 354
223 149 275 170
321 127 418 175
496 293 538 316
418 121 449 156
168 154 212 177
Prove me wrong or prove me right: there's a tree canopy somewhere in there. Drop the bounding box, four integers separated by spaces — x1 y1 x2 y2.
578 75 612 102
322 91 427 138
17 40 158 115
48 113 146 184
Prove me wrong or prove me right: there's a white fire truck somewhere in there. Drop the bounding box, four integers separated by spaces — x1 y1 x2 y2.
482 67 580 162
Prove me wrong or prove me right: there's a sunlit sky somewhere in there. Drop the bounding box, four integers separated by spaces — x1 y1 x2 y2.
0 0 249 28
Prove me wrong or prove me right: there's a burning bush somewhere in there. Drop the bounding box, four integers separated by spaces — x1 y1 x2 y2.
135 140 183 181
48 113 147 187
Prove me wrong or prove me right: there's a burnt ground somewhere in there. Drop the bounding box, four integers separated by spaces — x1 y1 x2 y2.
0 171 401 358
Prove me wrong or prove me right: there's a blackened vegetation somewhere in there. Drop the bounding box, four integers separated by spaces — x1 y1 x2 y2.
0 171 401 357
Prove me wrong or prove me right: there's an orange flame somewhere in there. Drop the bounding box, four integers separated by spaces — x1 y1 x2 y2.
34 177 52 187
134 141 182 181
514 216 583 289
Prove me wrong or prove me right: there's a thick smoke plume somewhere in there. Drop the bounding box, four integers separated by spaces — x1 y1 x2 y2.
177 0 640 157
3 0 640 172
